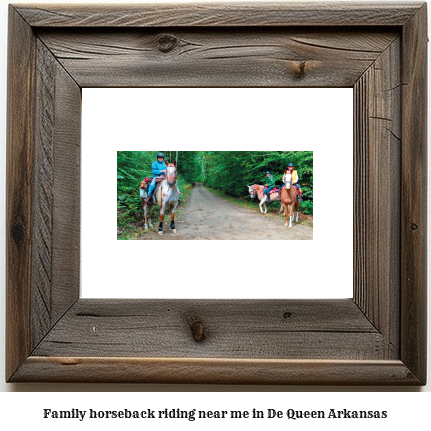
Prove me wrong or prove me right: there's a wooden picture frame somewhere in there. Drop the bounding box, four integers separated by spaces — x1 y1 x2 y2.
6 2 427 384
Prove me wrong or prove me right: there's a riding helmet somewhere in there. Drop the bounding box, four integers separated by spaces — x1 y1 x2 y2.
266 171 271 174
157 152 164 158
288 163 294 167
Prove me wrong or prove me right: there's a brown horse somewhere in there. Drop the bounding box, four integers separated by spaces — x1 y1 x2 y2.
248 184 283 214
280 174 301 227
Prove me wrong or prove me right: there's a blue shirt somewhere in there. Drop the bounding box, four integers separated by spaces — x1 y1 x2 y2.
152 160 166 177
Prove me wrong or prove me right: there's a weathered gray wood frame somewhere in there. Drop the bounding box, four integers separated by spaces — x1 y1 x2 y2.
6 3 427 384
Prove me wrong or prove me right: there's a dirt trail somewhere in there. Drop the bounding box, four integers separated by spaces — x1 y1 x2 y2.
139 184 313 240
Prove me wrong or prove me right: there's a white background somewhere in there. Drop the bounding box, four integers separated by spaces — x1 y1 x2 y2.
3 392 431 431
82 88 353 299
0 0 429 419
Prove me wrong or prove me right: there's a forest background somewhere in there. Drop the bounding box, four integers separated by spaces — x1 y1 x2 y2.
117 151 313 234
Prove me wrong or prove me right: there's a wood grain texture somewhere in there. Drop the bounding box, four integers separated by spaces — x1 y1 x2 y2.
37 29 398 88
50 53 81 324
6 7 36 381
31 39 81 349
12 357 420 385
32 299 384 360
400 3 427 384
15 2 423 27
353 38 401 359
32 40 56 347
376 41 402 359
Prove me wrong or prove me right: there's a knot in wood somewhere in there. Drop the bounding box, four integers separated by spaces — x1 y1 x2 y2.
410 223 418 231
186 314 206 342
11 222 25 245
157 34 178 53
295 61 307 78
283 311 292 319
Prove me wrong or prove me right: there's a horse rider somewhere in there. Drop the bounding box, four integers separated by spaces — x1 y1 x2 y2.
264 170 275 203
287 162 303 202
280 168 290 193
148 152 167 203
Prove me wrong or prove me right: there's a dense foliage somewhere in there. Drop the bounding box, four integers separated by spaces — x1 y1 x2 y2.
193 151 313 214
117 150 313 229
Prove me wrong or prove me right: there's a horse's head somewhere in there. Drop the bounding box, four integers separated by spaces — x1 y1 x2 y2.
166 163 177 188
248 185 258 199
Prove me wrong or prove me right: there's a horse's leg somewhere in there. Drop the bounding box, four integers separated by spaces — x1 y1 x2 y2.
293 193 298 223
288 204 293 227
141 199 148 229
141 199 151 230
259 198 264 214
158 203 165 235
295 203 299 223
147 204 153 228
279 191 284 213
148 202 153 229
282 203 288 227
170 201 178 233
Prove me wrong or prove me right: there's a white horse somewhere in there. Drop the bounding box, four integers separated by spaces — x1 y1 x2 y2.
142 163 180 235
247 184 283 214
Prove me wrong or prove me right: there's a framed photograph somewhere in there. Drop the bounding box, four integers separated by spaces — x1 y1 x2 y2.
6 2 427 384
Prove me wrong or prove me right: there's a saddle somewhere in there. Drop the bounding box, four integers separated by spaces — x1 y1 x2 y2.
270 188 280 195
152 175 166 183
